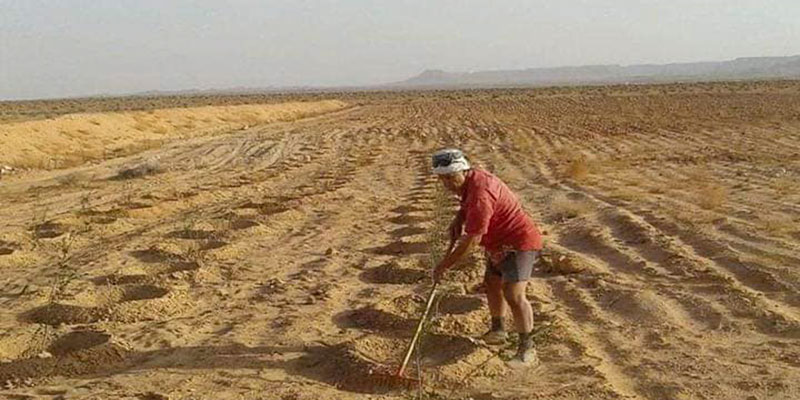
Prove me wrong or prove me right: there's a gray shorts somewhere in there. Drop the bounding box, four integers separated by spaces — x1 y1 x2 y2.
485 250 540 282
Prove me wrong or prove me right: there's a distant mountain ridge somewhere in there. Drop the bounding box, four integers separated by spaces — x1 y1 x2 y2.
62 55 800 101
392 55 800 88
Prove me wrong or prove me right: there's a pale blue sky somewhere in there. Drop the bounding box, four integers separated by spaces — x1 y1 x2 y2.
2 0 799 100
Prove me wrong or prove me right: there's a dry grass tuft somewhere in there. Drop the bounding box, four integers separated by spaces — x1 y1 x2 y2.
608 186 642 202
697 184 727 210
772 176 796 197
552 148 596 181
672 208 719 227
550 193 595 219
564 157 590 181
761 213 794 236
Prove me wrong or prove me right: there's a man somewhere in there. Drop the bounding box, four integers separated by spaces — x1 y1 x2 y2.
431 148 543 367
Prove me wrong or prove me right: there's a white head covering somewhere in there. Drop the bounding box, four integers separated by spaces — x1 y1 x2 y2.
432 148 471 175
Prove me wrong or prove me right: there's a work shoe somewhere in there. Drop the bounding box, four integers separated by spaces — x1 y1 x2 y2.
481 329 508 345
507 346 539 368
507 339 539 369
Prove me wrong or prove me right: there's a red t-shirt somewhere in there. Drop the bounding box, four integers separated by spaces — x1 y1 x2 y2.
460 169 543 261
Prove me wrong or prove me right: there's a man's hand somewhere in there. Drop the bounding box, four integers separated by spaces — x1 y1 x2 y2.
431 234 480 284
432 262 447 283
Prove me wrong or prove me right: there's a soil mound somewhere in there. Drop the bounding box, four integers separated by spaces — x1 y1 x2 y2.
23 285 186 325
0 240 17 256
200 240 228 250
388 214 431 225
360 263 427 284
602 289 681 326
230 218 260 230
539 248 587 275
24 303 104 325
318 334 490 393
0 330 129 383
32 222 66 239
369 241 427 255
91 274 156 286
436 295 483 315
342 307 416 332
350 335 478 367
167 229 217 240
118 285 170 302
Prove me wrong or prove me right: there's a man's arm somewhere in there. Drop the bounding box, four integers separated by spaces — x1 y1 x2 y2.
449 212 464 246
435 183 493 282
433 233 481 283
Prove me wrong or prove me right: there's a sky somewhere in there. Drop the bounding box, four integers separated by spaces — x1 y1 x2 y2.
1 0 799 100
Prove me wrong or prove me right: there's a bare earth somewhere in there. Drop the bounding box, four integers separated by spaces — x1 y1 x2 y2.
1 81 800 400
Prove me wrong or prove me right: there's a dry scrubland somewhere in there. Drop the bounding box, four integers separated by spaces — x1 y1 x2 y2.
0 92 347 124
0 81 799 400
0 100 347 169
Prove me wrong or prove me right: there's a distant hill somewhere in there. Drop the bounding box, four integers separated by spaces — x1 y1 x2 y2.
391 55 800 88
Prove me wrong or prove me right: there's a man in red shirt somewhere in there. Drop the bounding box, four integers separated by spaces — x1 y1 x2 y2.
431 149 543 367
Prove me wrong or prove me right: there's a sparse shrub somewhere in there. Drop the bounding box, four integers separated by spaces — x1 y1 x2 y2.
184 241 205 266
55 172 87 187
428 186 453 269
179 216 198 238
114 158 163 180
48 232 82 303
30 193 50 233
77 191 95 215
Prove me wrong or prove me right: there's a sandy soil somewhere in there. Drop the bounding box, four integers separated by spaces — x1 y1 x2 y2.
1 81 800 399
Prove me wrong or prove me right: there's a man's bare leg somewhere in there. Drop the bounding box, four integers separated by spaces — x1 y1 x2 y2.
503 280 537 366
486 272 506 319
502 281 533 333
483 272 508 344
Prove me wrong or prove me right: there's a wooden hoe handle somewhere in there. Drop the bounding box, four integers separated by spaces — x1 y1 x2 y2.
396 283 438 377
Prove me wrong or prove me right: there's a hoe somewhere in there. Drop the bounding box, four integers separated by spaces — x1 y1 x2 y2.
372 240 454 389
380 282 439 388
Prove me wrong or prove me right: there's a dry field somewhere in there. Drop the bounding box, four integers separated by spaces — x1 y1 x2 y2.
1 81 800 400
